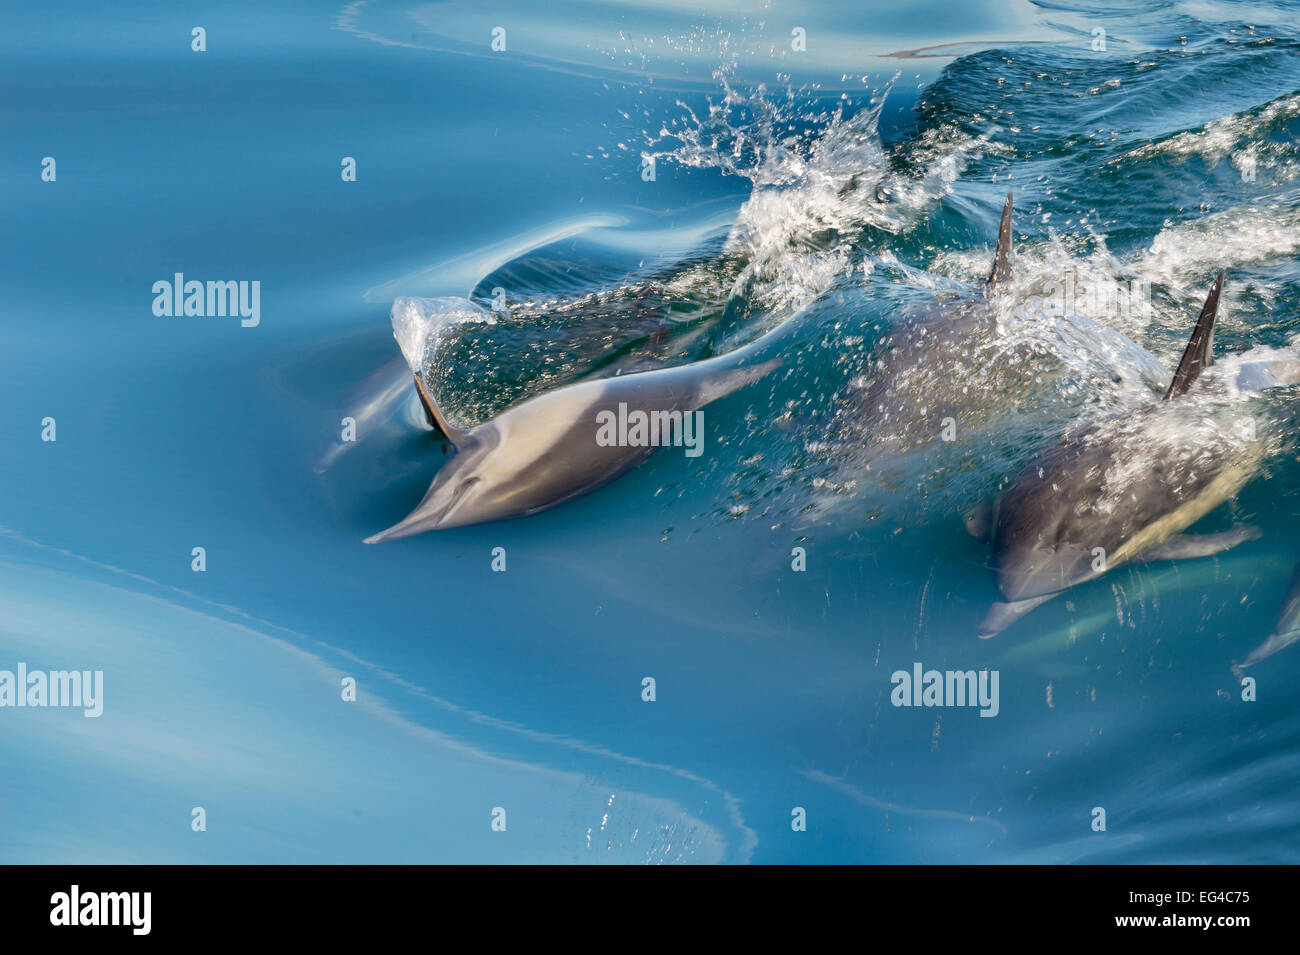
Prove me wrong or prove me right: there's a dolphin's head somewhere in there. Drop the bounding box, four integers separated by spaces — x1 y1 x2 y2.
987 451 1106 604
990 531 1092 604
364 428 508 541
977 510 1095 639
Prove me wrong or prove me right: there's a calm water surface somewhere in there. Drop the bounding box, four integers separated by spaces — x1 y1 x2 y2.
3 0 1300 862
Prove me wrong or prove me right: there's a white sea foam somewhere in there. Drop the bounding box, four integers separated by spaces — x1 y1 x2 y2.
1123 92 1300 164
650 72 1002 343
1136 204 1300 289
390 295 497 375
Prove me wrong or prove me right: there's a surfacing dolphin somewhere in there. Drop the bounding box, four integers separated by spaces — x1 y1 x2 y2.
848 191 1019 450
844 191 1163 455
364 348 779 540
977 272 1300 638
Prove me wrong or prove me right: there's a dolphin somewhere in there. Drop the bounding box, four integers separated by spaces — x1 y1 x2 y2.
976 272 1300 638
364 350 779 540
1235 561 1300 674
845 191 1164 454
849 192 1018 450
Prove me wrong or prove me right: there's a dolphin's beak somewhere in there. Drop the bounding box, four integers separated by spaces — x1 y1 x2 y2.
363 477 480 543
363 511 443 543
363 494 452 543
978 593 1057 638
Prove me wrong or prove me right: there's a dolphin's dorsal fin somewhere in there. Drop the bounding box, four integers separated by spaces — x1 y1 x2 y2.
1164 271 1224 400
413 373 468 445
986 191 1014 289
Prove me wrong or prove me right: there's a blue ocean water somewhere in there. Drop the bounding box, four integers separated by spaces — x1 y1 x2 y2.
3 0 1300 863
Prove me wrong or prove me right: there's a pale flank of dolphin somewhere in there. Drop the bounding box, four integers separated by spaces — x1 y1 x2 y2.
1235 561 1300 674
978 272 1300 638
364 350 780 540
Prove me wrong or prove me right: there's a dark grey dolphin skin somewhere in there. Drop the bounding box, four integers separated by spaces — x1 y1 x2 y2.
1235 561 1300 674
978 272 1266 638
364 351 779 540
